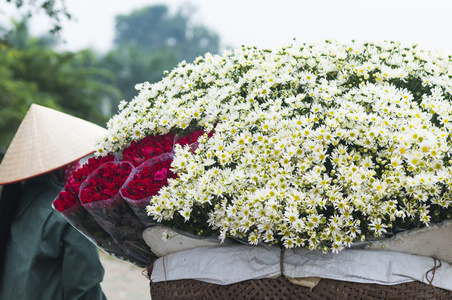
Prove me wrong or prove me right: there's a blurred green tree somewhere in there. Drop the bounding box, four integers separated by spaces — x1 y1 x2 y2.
99 4 220 104
1 0 70 37
114 5 219 58
0 19 121 150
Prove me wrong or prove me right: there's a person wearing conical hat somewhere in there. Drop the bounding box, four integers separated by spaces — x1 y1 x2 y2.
0 104 107 299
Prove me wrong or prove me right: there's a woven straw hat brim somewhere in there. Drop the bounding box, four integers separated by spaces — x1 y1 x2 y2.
0 104 107 185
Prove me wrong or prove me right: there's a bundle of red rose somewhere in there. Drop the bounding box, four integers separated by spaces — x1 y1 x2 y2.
53 130 208 266
120 153 177 227
79 160 152 267
52 154 136 265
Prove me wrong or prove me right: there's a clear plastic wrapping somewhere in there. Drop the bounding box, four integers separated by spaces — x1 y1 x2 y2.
52 188 139 266
79 161 155 267
120 153 175 227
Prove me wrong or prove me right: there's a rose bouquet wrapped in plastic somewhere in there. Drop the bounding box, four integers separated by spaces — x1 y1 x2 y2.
53 128 211 265
53 187 130 262
120 153 176 227
78 160 154 266
52 154 141 264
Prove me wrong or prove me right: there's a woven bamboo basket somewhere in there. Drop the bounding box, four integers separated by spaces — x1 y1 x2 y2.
149 275 452 300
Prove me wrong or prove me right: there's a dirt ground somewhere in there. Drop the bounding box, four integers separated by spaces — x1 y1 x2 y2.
99 251 151 300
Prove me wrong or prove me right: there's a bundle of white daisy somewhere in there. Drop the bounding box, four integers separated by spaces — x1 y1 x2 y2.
96 40 452 253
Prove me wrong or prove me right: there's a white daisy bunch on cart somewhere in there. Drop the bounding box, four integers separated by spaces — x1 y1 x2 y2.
96 40 452 253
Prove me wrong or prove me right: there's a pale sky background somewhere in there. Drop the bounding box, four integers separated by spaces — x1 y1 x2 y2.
2 0 452 54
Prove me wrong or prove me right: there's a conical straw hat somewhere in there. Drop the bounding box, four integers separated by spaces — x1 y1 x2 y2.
0 104 107 185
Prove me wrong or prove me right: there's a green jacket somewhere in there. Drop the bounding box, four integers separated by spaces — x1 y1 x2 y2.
1 176 107 300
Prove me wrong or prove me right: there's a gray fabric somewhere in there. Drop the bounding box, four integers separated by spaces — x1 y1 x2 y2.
151 244 452 291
